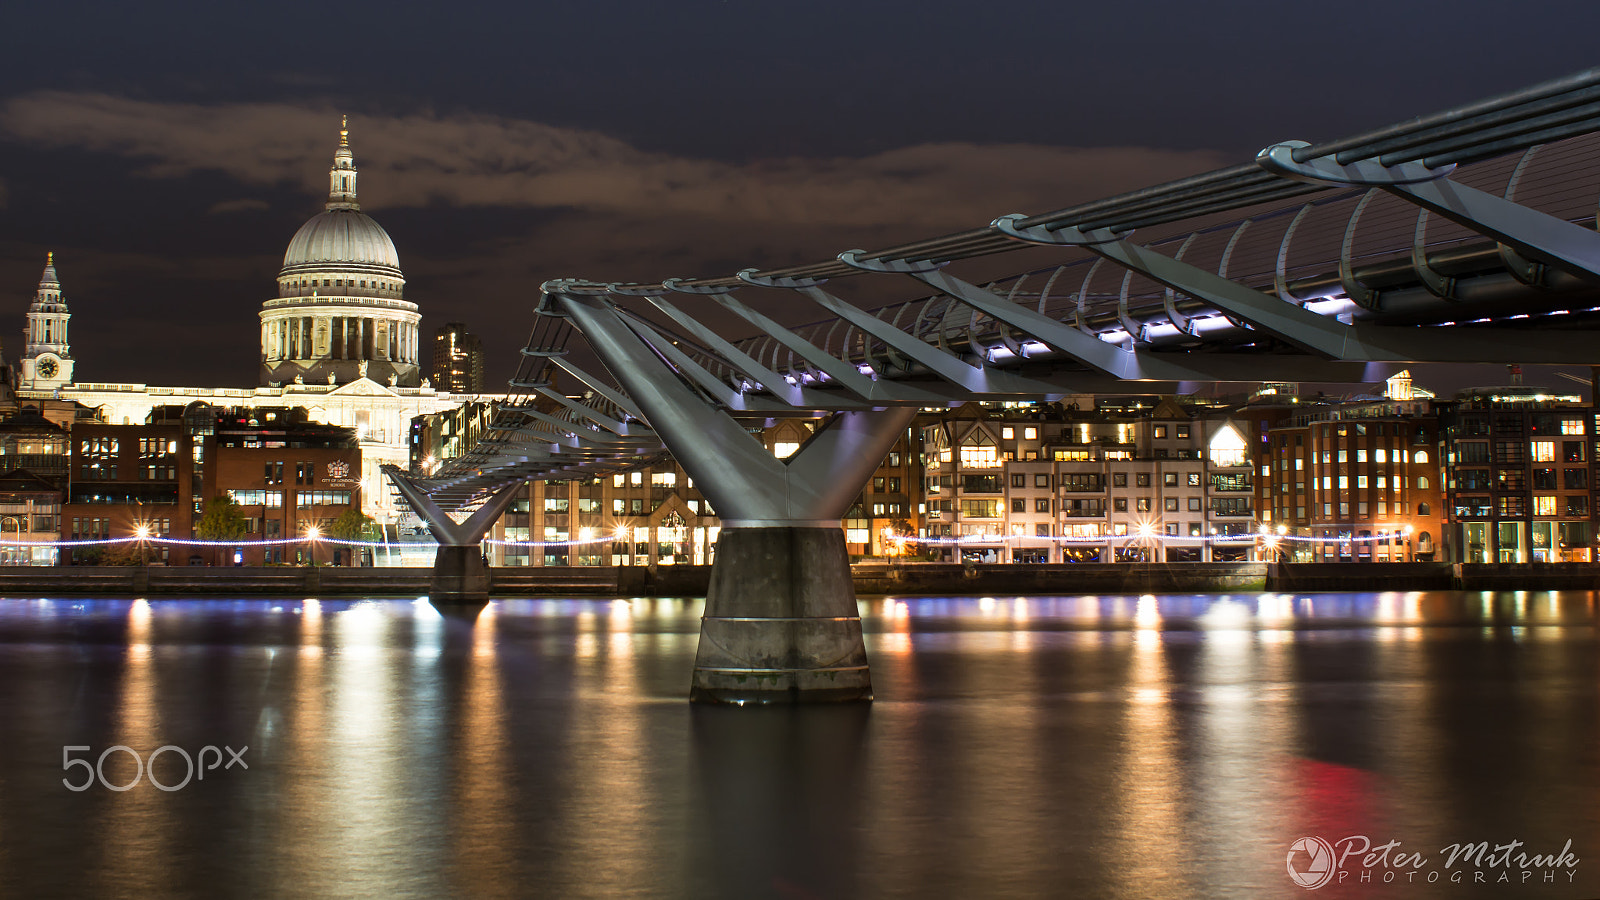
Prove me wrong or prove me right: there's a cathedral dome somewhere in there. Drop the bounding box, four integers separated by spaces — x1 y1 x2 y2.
282 209 401 272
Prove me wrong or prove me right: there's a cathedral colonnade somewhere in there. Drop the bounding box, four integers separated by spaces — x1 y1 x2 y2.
262 312 420 365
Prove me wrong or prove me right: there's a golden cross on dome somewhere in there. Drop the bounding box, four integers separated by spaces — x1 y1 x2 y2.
46 251 53 266
340 115 349 147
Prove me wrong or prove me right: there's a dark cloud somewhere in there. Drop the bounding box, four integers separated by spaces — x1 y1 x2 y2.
207 198 271 215
0 92 1229 230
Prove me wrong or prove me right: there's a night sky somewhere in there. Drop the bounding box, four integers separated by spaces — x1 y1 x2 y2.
3 1 1599 391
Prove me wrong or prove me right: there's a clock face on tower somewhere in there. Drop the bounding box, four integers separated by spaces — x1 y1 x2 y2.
36 356 58 379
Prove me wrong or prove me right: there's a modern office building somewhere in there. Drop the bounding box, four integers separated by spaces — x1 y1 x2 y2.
429 323 486 394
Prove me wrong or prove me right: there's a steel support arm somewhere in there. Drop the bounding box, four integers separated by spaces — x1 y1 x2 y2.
386 469 526 546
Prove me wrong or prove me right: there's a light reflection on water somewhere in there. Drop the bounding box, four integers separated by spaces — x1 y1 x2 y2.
0 591 1592 898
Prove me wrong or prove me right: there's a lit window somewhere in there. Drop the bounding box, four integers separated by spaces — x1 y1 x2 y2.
1001 427 1015 440
1023 427 1037 440
1529 443 1554 463
1534 495 1557 516
773 442 800 458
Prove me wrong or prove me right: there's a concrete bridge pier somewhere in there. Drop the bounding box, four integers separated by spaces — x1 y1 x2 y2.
386 469 525 611
692 525 869 703
553 288 919 703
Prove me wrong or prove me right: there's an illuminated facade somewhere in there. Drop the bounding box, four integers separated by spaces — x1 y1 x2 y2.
919 400 1258 563
18 254 73 392
1442 384 1594 563
260 119 421 389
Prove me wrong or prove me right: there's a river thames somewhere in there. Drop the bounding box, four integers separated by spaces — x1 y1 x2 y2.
0 591 1594 898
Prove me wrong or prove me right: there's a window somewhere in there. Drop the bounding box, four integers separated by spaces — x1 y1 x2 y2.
1418 502 1430 517
1010 474 1026 488
1417 476 1429 490
1564 468 1588 490
1534 495 1557 516
1164 472 1178 487
960 499 1001 518
962 474 1002 493
1136 473 1151 487
1035 498 1050 513
1566 496 1589 517
1495 442 1525 464
1112 473 1128 487
1165 523 1180 536
1497 495 1526 517
1563 419 1585 435
1023 427 1038 440
1531 441 1556 462
1136 498 1151 512
1458 443 1490 463
888 477 901 493
960 432 1000 468
543 497 569 513
1176 425 1190 439
1212 497 1251 516
887 452 901 467
631 499 644 514
630 471 643 485
1001 427 1015 439
1060 474 1104 492
227 490 284 508
1188 497 1201 511
1164 498 1179 512
296 490 353 507
1533 468 1558 489
1114 499 1128 512
1011 499 1026 513
1154 426 1167 439
652 471 677 487
1187 472 1201 487
1036 524 1051 537
1565 441 1586 463
1035 474 1051 488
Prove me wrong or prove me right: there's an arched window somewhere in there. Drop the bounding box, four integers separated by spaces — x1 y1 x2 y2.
1417 476 1429 490
1418 530 1433 547
1418 502 1431 516
1413 450 1429 464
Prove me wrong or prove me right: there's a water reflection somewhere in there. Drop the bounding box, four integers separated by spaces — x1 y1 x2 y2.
0 591 1590 898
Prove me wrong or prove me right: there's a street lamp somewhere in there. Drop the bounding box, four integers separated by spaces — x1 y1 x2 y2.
305 525 321 567
134 524 151 567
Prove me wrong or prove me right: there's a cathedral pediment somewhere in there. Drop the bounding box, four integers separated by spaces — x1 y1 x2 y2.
328 377 396 397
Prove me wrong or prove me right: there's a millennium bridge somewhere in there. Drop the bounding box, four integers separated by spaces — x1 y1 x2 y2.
389 68 1600 703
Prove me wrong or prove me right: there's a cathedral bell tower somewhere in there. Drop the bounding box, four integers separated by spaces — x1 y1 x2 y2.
19 252 73 392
